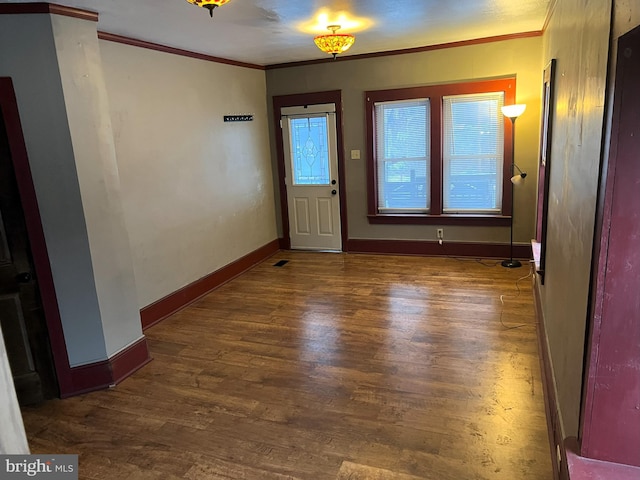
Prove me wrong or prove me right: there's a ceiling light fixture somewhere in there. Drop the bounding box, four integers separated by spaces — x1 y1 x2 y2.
185 0 231 17
314 25 355 59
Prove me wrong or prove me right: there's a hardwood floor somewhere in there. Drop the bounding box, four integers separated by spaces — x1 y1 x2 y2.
21 252 553 479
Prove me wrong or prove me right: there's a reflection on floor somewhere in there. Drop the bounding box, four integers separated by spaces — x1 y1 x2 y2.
22 251 552 479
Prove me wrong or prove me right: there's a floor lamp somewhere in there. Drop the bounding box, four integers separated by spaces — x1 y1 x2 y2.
501 104 527 268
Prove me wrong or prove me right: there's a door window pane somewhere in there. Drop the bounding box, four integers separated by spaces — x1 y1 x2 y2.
289 116 330 185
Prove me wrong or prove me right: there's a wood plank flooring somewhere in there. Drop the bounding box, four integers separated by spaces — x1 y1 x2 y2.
21 252 553 479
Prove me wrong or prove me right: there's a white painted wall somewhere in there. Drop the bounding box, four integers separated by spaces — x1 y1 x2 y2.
0 13 144 364
0 326 29 454
100 42 277 308
51 15 142 359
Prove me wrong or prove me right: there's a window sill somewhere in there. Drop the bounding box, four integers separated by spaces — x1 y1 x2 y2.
367 213 511 227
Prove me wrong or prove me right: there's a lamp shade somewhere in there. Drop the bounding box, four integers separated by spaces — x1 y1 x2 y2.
314 25 355 59
185 0 231 16
511 174 526 185
501 104 527 119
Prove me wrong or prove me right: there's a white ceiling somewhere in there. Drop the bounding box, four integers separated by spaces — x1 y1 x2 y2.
6 0 551 66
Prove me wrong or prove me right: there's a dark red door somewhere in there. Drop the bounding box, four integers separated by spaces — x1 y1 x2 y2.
582 25 640 466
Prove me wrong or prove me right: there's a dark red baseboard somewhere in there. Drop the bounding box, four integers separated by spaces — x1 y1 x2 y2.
565 437 640 479
140 239 280 330
534 275 563 480
347 238 531 259
63 337 151 398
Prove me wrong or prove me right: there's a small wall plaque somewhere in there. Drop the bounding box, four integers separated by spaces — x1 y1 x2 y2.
224 115 253 122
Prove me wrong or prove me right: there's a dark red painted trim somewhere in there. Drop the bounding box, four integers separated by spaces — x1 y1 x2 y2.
347 239 530 259
0 2 98 21
0 77 74 396
266 31 542 70
63 337 151 398
366 214 511 227
334 94 349 251
278 237 288 250
64 360 112 399
140 239 280 330
110 337 152 384
98 32 265 71
432 92 443 215
365 77 516 221
272 99 290 248
533 276 563 480
581 24 640 467
565 437 640 480
272 91 349 251
365 94 378 216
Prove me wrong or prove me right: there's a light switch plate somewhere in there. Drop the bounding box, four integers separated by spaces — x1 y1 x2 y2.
351 150 361 160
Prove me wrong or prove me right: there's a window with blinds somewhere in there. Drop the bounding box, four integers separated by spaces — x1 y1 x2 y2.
442 92 504 213
375 99 430 212
366 77 514 224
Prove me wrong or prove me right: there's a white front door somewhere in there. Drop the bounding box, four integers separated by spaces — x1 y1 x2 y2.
281 104 342 251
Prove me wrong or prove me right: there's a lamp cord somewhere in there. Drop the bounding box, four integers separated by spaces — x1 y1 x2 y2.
499 265 535 330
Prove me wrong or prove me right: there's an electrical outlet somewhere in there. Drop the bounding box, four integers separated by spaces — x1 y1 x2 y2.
437 228 444 240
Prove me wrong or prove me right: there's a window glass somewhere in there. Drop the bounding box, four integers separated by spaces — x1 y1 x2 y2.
375 99 430 212
442 93 504 212
289 115 330 185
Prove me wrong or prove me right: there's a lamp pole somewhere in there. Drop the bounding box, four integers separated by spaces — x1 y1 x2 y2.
501 104 527 268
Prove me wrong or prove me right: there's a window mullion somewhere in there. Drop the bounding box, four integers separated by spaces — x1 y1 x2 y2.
431 94 443 215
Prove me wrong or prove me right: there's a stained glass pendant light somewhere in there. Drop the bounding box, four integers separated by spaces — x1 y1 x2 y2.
314 25 355 59
185 0 231 17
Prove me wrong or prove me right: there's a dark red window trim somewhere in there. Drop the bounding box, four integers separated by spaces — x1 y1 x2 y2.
365 77 517 226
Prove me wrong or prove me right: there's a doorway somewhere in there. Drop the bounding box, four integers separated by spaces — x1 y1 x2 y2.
281 103 342 251
273 91 348 251
0 87 58 405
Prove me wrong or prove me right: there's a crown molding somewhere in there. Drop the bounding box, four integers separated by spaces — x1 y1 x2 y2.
0 2 98 21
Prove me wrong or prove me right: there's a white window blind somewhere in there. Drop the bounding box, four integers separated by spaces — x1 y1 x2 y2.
442 92 504 213
375 99 430 212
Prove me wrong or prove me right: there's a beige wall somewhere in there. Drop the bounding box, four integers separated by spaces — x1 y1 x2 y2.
52 15 143 360
0 13 143 365
266 36 543 245
613 0 640 37
100 42 277 308
540 0 612 439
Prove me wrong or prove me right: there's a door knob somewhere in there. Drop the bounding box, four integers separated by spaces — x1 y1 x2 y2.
16 272 32 283
331 190 337 195
331 180 337 185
